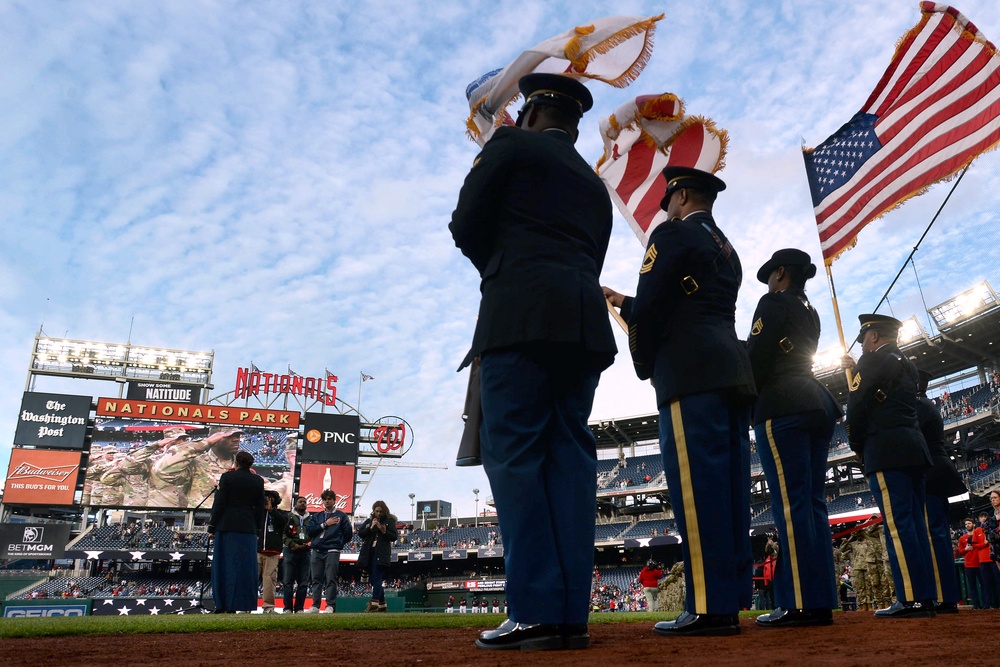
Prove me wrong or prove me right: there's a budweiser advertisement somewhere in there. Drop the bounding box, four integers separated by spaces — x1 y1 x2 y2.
298 463 355 514
4 449 82 505
85 419 296 511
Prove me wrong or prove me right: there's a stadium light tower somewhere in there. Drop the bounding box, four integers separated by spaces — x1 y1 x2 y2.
409 492 415 521
474 488 480 527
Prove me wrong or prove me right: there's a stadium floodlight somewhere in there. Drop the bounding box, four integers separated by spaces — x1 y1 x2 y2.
897 316 926 346
929 280 997 329
812 345 847 375
31 334 214 384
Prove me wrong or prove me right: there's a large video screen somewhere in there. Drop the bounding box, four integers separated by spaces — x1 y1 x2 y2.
86 417 298 511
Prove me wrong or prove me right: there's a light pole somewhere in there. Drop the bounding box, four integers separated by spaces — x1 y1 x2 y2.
409 493 415 522
473 488 480 528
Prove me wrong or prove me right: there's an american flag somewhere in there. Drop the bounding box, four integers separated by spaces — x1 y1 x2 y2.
596 93 729 247
804 2 1000 264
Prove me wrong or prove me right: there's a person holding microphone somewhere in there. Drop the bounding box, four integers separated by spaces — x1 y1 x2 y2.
358 500 398 612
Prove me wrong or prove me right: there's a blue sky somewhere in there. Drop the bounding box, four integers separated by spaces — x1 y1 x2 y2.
2 1 999 520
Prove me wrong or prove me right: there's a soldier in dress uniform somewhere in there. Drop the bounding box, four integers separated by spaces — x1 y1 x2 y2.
916 369 967 613
149 426 244 508
604 166 755 637
451 72 616 652
748 249 842 628
844 314 935 617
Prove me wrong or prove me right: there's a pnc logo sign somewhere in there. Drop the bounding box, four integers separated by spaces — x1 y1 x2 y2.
305 429 356 445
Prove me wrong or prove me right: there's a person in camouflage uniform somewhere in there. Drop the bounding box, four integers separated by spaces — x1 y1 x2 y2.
264 433 298 511
864 524 886 609
850 533 871 610
660 561 686 612
149 426 244 508
84 448 120 507
82 446 109 506
101 428 192 507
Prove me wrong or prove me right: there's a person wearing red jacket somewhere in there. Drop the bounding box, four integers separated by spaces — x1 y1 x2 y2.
977 512 1000 608
639 561 664 612
956 519 983 608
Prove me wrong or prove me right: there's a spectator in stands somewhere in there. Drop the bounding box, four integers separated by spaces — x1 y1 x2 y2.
957 518 984 608
844 314 935 618
282 495 312 613
208 449 264 613
916 369 967 613
747 249 841 628
304 490 353 613
604 166 754 638
639 560 664 612
358 500 398 613
257 489 288 613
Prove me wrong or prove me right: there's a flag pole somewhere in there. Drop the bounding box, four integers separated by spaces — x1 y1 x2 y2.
824 263 854 386
605 298 628 334
357 372 363 418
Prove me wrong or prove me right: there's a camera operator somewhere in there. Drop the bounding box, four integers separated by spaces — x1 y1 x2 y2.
639 560 664 612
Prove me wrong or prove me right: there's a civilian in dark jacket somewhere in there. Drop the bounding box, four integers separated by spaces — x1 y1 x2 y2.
208 450 264 613
358 500 398 612
257 489 288 613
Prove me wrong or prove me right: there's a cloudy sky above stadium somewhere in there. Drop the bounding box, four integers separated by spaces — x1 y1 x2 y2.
2 1 999 520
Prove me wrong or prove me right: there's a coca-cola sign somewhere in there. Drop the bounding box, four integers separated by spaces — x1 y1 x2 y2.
297 463 355 514
3 449 81 505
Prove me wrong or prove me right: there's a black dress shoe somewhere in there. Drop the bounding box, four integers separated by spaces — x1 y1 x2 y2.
755 607 833 627
476 619 564 651
559 624 590 650
874 600 936 618
653 610 740 637
934 602 959 614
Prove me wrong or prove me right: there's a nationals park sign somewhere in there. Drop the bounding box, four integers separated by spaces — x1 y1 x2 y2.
96 398 300 428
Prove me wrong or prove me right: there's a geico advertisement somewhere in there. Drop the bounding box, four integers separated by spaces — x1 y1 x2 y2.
3 603 89 618
3 449 81 505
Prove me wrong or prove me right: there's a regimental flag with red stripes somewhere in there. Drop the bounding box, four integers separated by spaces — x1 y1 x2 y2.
804 2 1000 265
596 93 728 247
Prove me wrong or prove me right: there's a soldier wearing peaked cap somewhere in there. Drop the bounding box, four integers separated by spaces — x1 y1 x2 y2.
450 72 616 651
915 369 966 613
748 249 842 628
845 313 935 618
603 165 755 637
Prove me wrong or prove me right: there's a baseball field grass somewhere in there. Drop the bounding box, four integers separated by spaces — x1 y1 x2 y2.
0 610 701 639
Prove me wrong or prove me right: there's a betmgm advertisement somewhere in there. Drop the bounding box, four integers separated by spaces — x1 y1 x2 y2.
85 398 301 511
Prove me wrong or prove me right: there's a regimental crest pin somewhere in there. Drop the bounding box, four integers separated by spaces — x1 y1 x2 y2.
640 244 657 274
751 318 763 336
850 372 862 392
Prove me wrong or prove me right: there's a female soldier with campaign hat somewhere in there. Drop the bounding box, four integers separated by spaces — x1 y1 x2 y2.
747 249 842 627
